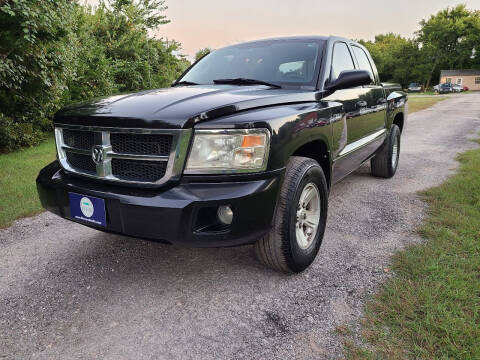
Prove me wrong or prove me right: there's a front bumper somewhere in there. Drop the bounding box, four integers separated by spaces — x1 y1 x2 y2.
37 162 282 247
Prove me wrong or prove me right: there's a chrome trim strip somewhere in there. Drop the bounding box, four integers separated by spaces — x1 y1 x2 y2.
108 152 169 161
54 124 192 186
62 145 170 161
54 128 66 162
183 128 271 175
61 145 91 155
337 129 387 159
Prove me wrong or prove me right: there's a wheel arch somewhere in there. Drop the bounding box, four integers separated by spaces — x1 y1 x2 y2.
291 139 332 189
393 112 404 133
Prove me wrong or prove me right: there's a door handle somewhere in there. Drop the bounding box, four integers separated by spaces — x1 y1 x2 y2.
356 100 367 109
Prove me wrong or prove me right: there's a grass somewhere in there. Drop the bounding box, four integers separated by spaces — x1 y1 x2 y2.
408 96 448 114
0 137 56 228
408 91 438 96
343 140 480 360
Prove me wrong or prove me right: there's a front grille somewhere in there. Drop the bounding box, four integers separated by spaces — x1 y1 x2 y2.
66 152 96 173
56 126 189 185
63 129 95 150
112 159 167 182
111 133 172 156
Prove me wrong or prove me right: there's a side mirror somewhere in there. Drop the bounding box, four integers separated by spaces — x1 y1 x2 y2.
325 70 373 91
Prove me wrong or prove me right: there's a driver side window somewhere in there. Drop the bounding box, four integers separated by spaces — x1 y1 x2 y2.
330 42 355 82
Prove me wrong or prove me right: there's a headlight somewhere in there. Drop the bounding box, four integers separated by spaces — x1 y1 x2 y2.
184 128 270 174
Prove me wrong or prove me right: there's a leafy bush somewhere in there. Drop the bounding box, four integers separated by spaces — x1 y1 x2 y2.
0 0 190 153
0 0 75 152
0 113 45 151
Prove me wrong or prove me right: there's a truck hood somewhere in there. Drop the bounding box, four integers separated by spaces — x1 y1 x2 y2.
55 85 318 129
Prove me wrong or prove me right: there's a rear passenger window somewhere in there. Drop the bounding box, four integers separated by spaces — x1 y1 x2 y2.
352 46 374 82
330 42 355 81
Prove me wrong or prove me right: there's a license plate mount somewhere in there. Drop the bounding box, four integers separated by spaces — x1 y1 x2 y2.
68 192 106 227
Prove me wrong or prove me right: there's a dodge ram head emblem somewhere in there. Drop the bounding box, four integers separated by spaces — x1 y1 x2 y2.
92 145 104 165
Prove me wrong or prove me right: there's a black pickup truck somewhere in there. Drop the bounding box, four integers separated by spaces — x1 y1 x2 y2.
37 36 407 273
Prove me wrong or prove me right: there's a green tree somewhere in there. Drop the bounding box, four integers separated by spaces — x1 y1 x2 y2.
359 34 427 88
359 5 480 89
69 0 188 97
0 0 76 150
194 48 212 61
0 0 190 152
416 4 480 87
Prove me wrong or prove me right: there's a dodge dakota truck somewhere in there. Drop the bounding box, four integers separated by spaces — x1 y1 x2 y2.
37 36 407 273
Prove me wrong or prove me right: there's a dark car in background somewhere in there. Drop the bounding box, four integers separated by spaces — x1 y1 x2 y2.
438 83 453 94
408 82 422 92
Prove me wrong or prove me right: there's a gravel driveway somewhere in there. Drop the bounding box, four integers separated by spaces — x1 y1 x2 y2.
1 94 480 360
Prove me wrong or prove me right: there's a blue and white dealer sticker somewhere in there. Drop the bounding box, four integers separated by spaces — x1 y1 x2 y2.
68 193 106 227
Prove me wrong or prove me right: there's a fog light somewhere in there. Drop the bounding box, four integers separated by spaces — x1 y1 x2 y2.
217 205 233 225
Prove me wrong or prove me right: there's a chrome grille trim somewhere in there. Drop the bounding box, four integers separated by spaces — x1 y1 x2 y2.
54 124 192 186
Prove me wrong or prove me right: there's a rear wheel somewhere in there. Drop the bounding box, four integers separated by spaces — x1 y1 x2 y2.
371 124 401 178
255 156 328 273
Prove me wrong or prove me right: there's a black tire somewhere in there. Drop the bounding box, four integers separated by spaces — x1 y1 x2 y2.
255 156 328 273
371 124 401 178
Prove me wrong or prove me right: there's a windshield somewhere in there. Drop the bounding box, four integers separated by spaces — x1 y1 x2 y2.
178 39 325 89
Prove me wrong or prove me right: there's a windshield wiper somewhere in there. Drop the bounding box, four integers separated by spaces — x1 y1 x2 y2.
213 78 281 89
171 81 199 87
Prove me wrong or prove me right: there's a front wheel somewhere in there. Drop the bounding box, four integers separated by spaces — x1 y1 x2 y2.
255 156 328 273
371 124 401 178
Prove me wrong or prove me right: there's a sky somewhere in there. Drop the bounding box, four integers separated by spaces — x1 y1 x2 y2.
85 0 480 58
